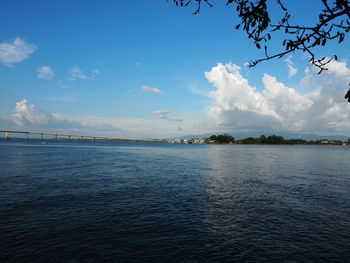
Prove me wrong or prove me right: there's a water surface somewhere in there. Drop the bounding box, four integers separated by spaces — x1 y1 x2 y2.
0 141 349 262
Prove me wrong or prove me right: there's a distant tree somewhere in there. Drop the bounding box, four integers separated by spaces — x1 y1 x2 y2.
264 135 284 144
259 135 266 144
208 134 235 143
171 0 350 74
239 137 260 144
239 134 284 144
209 134 218 141
283 138 306 145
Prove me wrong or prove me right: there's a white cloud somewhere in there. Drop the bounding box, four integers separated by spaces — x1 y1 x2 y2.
6 99 86 131
10 99 52 126
91 68 100 74
141 85 163 95
205 63 279 124
2 100 204 138
57 80 72 89
0 37 37 67
205 62 350 135
136 62 141 67
38 66 54 79
324 59 350 83
153 110 182 121
5 60 350 139
284 56 298 78
52 114 201 138
69 66 100 80
300 74 313 87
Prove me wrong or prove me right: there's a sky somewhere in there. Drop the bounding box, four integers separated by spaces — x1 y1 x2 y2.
1 0 350 139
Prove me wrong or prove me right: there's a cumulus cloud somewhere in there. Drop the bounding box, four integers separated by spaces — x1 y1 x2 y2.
153 110 182 121
0 37 37 67
141 85 163 95
69 66 100 80
10 99 52 126
206 62 350 135
323 59 350 83
4 99 81 131
284 56 298 78
38 66 54 79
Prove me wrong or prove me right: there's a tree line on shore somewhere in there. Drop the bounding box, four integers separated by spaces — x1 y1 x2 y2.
207 134 348 145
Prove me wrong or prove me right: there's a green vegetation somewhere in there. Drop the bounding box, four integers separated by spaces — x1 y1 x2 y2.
237 135 345 145
206 134 348 145
208 134 235 144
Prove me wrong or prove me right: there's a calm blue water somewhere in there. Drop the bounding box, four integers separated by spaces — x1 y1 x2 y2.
0 140 349 262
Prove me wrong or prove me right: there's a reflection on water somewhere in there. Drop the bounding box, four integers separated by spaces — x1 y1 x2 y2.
0 141 349 262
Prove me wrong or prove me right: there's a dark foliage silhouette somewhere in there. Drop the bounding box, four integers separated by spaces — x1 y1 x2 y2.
345 84 350 102
209 134 235 143
171 0 350 74
172 0 350 101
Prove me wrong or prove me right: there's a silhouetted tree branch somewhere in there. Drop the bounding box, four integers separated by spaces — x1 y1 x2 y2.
172 0 350 74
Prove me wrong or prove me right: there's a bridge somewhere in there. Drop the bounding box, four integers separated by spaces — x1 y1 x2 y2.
0 130 163 143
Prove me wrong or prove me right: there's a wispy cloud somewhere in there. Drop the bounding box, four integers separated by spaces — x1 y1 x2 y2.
188 84 209 97
59 84 72 89
44 97 76 102
141 85 163 95
91 68 101 74
153 110 182 121
57 80 73 89
0 37 37 67
69 66 100 80
38 66 54 80
284 56 298 78
136 61 141 67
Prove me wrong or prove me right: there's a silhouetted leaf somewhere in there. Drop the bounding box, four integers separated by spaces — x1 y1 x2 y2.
171 0 349 84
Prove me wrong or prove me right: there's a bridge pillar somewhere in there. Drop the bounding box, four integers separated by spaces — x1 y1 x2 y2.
81 136 84 142
41 133 43 142
68 135 71 141
55 134 58 141
4 132 10 140
93 137 96 142
26 133 29 141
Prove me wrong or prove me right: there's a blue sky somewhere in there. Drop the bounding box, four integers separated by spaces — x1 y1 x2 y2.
1 0 350 138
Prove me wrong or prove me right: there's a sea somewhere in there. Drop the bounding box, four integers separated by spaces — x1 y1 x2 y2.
0 140 349 262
